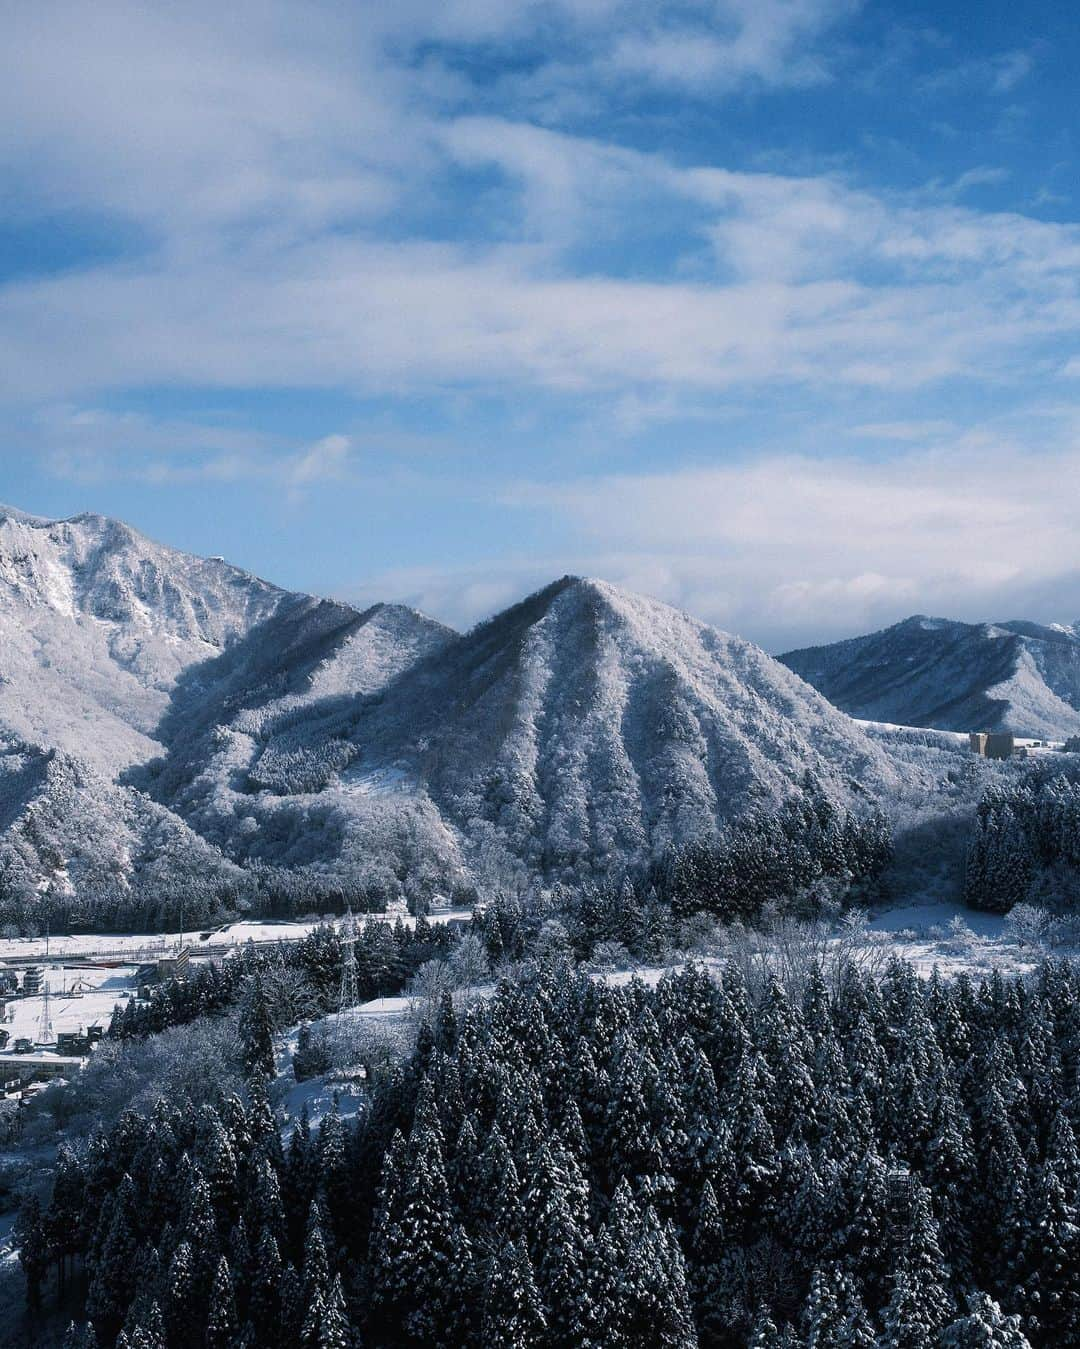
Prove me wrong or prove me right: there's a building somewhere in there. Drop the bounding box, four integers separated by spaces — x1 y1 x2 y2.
2 1052 85 1082
969 731 1016 760
56 1031 92 1056
21 966 42 996
136 947 191 987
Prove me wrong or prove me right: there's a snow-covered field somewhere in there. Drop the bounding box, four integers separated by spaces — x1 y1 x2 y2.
860 900 1041 978
856 718 1064 754
0 964 133 1062
601 901 1042 988
0 909 471 963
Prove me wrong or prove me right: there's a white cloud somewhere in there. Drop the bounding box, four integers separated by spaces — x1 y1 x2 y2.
0 0 1075 656
917 46 1035 98
1 176 1077 406
31 407 355 491
476 431 1080 648
604 0 851 93
0 8 1072 415
0 0 856 242
286 435 352 487
852 420 955 441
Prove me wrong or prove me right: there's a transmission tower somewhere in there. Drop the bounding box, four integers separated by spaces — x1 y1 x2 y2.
36 978 54 1046
335 907 359 1062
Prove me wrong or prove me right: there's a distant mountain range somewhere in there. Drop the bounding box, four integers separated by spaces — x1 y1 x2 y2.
0 504 902 915
781 615 1080 739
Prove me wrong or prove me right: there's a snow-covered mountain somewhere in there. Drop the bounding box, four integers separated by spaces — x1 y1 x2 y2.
0 505 910 911
780 614 1080 738
147 576 901 898
0 733 244 918
0 504 289 774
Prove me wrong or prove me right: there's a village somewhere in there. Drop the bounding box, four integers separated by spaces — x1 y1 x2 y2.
0 904 473 1132
0 955 161 1132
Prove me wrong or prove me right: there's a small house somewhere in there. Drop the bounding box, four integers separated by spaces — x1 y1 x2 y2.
56 1031 91 1056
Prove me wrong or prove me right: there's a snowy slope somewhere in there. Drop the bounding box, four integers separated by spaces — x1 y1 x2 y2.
0 505 289 774
140 595 455 804
0 734 244 911
0 506 454 909
155 577 902 895
0 504 919 909
780 614 1080 739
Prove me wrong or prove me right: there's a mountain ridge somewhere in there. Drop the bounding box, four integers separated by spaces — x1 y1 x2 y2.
0 504 911 916
147 571 902 900
780 613 1080 738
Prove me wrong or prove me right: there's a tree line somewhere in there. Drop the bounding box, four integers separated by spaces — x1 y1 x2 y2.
965 768 1080 912
108 918 462 1042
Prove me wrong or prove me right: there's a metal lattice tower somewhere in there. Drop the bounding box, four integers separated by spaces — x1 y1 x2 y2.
36 978 54 1045
336 907 359 1059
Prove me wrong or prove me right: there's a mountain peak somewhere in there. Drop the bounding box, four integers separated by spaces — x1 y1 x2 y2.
782 612 1080 738
0 502 53 527
894 614 957 633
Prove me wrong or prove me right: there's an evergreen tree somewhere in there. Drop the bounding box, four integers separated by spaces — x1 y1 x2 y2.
240 974 275 1080
204 1256 238 1349
318 1274 353 1349
888 1181 954 1335
524 1145 592 1347
940 1292 1033 1348
802 1266 843 1347
368 1115 468 1345
62 1325 99 1349
1014 1166 1080 1342
247 1227 283 1346
86 1174 142 1335
165 1241 196 1349
592 1180 697 1348
48 1144 87 1296
481 1240 548 1349
16 1192 48 1314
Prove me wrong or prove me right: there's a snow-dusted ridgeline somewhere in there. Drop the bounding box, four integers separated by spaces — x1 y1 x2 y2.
0 506 911 913
781 614 1080 740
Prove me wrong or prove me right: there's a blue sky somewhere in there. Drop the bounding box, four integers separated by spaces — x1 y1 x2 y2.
1 0 1078 650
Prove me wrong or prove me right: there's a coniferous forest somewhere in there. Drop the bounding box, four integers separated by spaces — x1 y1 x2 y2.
25 953 1080 1348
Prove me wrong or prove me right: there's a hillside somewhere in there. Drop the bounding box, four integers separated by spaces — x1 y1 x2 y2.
0 733 244 927
780 614 1080 739
151 576 903 900
0 505 921 916
0 504 289 775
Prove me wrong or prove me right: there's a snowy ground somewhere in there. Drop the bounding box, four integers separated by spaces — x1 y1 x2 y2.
280 1073 366 1138
0 963 134 1059
599 901 1042 988
0 908 472 963
855 718 1064 755
858 900 1041 979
